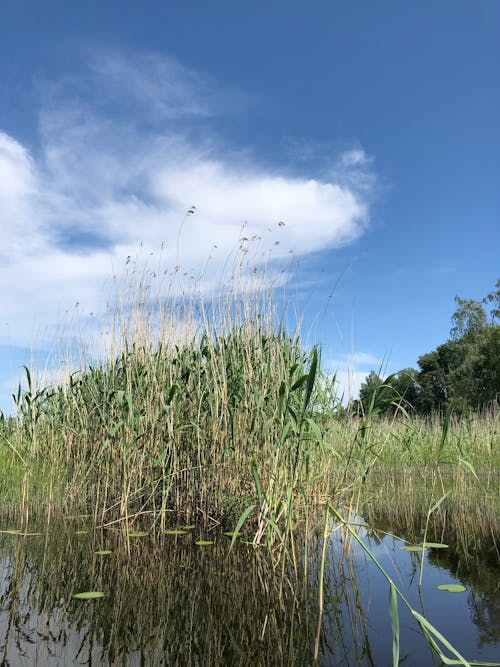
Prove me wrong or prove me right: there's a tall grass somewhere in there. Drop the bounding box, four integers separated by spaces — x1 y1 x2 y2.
1 251 498 549
3 257 345 541
1 249 498 666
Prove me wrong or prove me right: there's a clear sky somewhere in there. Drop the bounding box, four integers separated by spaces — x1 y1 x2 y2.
1 0 499 413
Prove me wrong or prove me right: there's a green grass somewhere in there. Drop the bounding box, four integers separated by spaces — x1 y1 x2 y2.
0 256 498 554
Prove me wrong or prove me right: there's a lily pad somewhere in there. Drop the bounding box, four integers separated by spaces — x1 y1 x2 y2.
73 591 105 599
195 540 214 546
401 542 448 552
95 550 112 555
164 529 187 535
437 584 466 593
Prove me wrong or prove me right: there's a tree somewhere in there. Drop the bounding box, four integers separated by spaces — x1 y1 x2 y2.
483 278 500 323
358 371 384 414
361 279 500 417
390 368 421 412
450 296 487 340
416 349 449 413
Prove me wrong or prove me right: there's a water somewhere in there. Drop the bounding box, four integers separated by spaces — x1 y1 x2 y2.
0 516 498 666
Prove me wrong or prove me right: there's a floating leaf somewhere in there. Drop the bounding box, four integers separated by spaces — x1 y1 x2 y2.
75 530 88 535
400 542 448 552
437 584 466 593
164 529 187 535
2 529 22 534
95 550 112 555
128 531 148 537
224 531 242 538
179 525 195 530
73 591 104 599
195 540 214 546
425 542 449 549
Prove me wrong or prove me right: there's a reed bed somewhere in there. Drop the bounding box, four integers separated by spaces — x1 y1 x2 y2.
1 252 499 666
0 254 498 553
1 257 349 543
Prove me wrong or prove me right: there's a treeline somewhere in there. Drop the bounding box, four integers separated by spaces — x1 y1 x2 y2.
355 279 500 416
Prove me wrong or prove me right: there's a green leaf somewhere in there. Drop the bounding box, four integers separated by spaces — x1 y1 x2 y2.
127 531 148 537
73 591 104 600
251 460 264 507
389 583 400 667
291 374 308 391
458 457 480 482
412 610 475 665
95 550 112 555
303 347 318 413
164 529 187 535
305 417 323 445
437 584 466 593
228 504 255 552
195 540 214 546
428 490 451 515
400 542 448 552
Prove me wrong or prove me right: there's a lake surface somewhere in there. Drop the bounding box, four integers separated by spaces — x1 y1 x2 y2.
0 514 499 666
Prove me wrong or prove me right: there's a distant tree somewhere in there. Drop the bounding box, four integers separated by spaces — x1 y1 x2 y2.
390 368 420 412
450 296 487 339
416 349 449 413
359 371 383 414
483 278 500 323
358 370 396 416
448 325 500 407
358 279 499 417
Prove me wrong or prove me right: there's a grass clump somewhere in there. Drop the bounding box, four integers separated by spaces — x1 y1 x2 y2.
2 261 341 541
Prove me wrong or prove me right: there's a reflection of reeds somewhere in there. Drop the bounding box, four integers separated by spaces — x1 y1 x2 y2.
0 517 375 666
363 465 500 560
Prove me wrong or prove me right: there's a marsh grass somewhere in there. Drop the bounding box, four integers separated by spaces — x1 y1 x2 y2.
2 254 348 543
1 247 498 664
363 464 500 561
1 249 498 548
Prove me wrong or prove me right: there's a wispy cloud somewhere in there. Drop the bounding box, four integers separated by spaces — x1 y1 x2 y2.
0 49 375 403
326 350 387 401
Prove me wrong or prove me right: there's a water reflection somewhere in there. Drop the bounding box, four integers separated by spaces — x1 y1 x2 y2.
0 515 499 666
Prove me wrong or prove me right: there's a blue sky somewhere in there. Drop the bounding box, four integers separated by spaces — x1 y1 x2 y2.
1 1 499 412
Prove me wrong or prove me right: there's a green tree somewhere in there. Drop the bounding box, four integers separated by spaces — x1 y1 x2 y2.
390 368 420 412
450 296 487 340
483 278 500 323
416 349 449 414
358 370 395 416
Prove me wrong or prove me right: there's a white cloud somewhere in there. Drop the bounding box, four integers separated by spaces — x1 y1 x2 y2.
341 148 370 168
0 50 376 405
326 351 388 402
342 351 383 367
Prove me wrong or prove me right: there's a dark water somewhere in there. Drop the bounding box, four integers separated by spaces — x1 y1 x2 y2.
0 515 499 666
